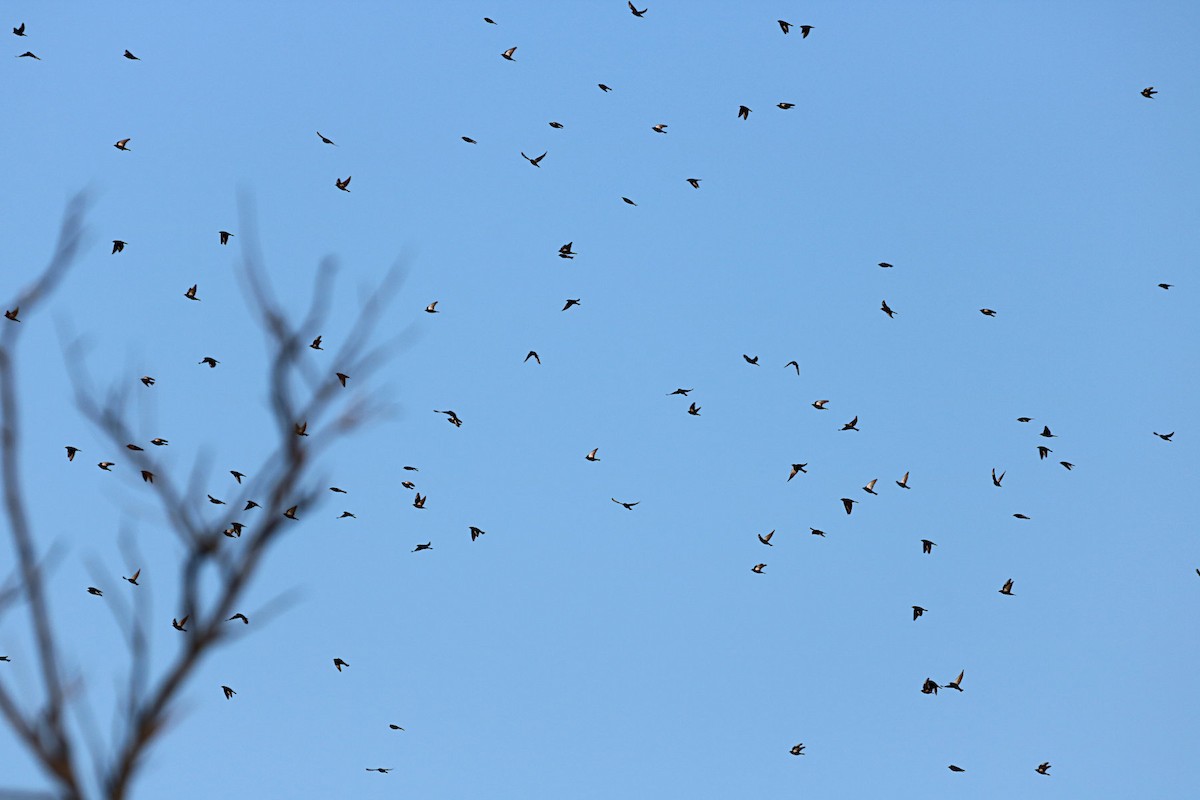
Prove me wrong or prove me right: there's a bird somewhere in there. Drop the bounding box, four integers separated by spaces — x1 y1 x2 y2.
333 658 349 672
98 462 115 471
412 493 426 509
366 769 392 774
484 17 496 24
992 468 1005 487
668 388 693 396
140 470 154 483
585 448 600 462
799 25 813 37
413 542 432 552
222 686 236 699
224 522 245 538
612 499 639 510
1017 417 1033 423
336 372 349 387
598 84 612 92
1040 425 1057 438
123 569 141 586
462 136 477 144
785 360 799 374
737 105 751 120
743 354 759 365
921 678 938 695
1141 86 1157 98
4 307 19 322
310 336 323 350
141 376 155 386
621 197 637 206
126 444 144 451
810 528 826 537
948 765 965 773
687 402 701 416
1060 461 1074 470
13 23 25 36
501 47 517 61
184 284 199 301
284 506 298 520
1013 513 1030 520
469 526 486 541
244 500 261 510
199 357 219 368
389 724 405 730
562 299 580 311
294 422 308 437
525 351 540 364
1158 283 1172 290
999 579 1015 595
757 530 774 546
521 151 546 167
751 563 766 574
686 178 701 188
329 487 346 494
207 495 226 505
65 446 80 461
16 51 40 60
1154 431 1174 441
896 471 911 489
777 103 795 110
881 300 896 318
840 416 859 431
558 242 576 259
434 409 462 427
0 656 9 661
335 176 351 191
942 671 966 692
549 122 564 129
779 20 792 33
863 479 878 495
425 301 439 313
652 124 667 134
628 2 647 17
172 616 189 632
123 50 139 60
114 139 131 151
316 131 336 145
112 240 126 254
1038 446 1052 460
980 308 997 317
789 743 805 756
788 464 807 481
1036 762 1051 776
812 400 829 410
878 262 893 268
338 511 356 519
403 466 419 471
841 498 857 515
913 606 926 621
921 539 936 554
88 587 103 596
228 613 249 624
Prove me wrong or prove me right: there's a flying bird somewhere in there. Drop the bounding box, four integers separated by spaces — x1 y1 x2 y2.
390 724 405 730
228 613 249 624
799 25 813 37
501 47 517 61
1040 426 1057 438
1154 431 1174 441
1060 461 1074 470
524 351 540 364
336 372 349 386
184 284 199 301
622 197 637 206
881 300 896 318
316 131 336 145
4 307 19 322
788 464 807 481
16 51 40 60
413 493 426 509
462 136 477 144
1013 513 1030 520
172 616 189 632
841 498 857 515
65 446 80 461
338 512 356 519
840 416 859 431
912 606 926 621
585 448 600 461
757 530 774 546
366 769 393 774
284 506 298 520
790 743 805 756
141 376 155 386
562 299 580 311
435 409 462 427
425 301 439 313
598 84 612 92
123 50 139 60
948 765 965 773
112 240 125 254
123 569 141 586
980 308 997 317
558 242 576 259
140 470 154 483
1141 86 1157 98
810 528 826 537
88 587 103 596
743 354 759 365
114 139 131 150
521 151 546 167
469 526 486 540
1037 446 1052 460
878 262 893 268
219 230 233 244
921 539 936 554
668 388 693 396
686 178 701 188
207 495 226 505
549 122 564 128
413 542 432 552
294 421 308 437
244 500 260 510
992 468 1005 487
628 2 647 17
13 23 25 36
863 479 878 495
999 579 1015 595
310 336 323 350
896 471 911 489
652 124 667 133
751 564 766 574
333 658 349 672
812 399 829 410
737 105 751 120
222 686 236 699
1017 417 1033 422
98 462 115 471
687 402 701 416
335 176 351 191
944 670 965 692
779 20 792 34
1158 283 1172 290
921 678 938 695
784 360 800 374
612 499 639 510
1036 762 1051 776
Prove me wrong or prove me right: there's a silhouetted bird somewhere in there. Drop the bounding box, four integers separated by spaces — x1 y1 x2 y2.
470 526 486 540
921 539 936 554
598 84 612 92
758 530 774 546
1036 762 1051 776
612 498 639 510
1040 426 1057 438
462 136 477 144
501 47 517 61
228 613 249 624
881 300 896 318
743 354 759 365
562 299 580 311
222 686 236 699
999 579 1015 595
751 563 766 574
184 284 199 301
413 542 432 552
123 50 139 60
738 105 751 120
687 402 700 416
112 240 125 254
336 372 349 386
525 351 540 364
1038 446 1052 460
522 151 546 167
334 658 349 672
88 587 103 596
841 498 857 514
622 197 637 206
812 399 829 410
13 23 25 36
913 606 925 621
1141 86 1157 98
790 743 805 756
810 528 826 537
316 131 336 145
668 388 692 396
65 446 80 461
896 471 911 489
841 416 859 431
114 139 131 150
336 176 351 191
628 2 647 17
992 468 1005 487
944 670 964 691
980 308 997 316
141 376 155 386
788 464 807 481
785 360 799 374
199 357 219 368
585 448 600 461
686 178 701 188
1154 431 1174 441
948 765 965 773
16 51 40 60
123 569 140 586
172 616 189 632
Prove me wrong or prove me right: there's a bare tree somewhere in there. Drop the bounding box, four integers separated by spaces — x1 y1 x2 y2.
0 195 400 800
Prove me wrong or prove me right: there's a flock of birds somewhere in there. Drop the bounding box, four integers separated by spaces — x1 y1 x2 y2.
0 7 1182 786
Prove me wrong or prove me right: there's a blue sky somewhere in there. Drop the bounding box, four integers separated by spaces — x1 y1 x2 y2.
1 1 1198 797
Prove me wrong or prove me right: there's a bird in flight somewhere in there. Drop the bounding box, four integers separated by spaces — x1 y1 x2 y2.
758 530 774 546
999 578 1015 595
799 25 813 38
435 409 462 427
1060 461 1074 470
469 526 486 541
1017 417 1033 423
13 23 26 36
525 351 540 364
863 479 878 495
751 563 766 574
612 498 639 510
585 448 600 461
65 446 80 461
686 178 701 188
335 176 351 191
948 765 965 773
788 463 807 481
778 20 792 34
123 50 139 60
141 376 155 386
810 528 826 537
628 2 647 17
777 103 795 109
1040 425 1057 438
912 606 926 621
921 678 938 695
366 768 393 774
598 84 612 92
881 300 896 318
316 131 336 145
98 462 115 471
522 151 546 167
1141 86 1157 98
172 616 189 632
878 262 893 268
558 242 576 259
336 372 349 386
333 658 349 672
462 136 477 144
687 402 701 416
184 284 199 301
114 139 131 151
785 360 799 374
310 336 323 350
228 613 249 624
425 301 439 313
413 542 432 552
1154 431 1174 441
112 240 126 254
743 354 759 365
980 308 997 317
737 105 751 120
921 539 936 554
1036 762 1051 776
841 497 858 515
944 670 965 692
16 51 40 60
219 230 233 245
141 470 154 483
1013 513 1030 520
1037 446 1052 460
652 124 667 134
389 724 405 730
501 47 517 61
123 569 141 586
992 468 1005 487
222 686 236 699
840 416 859 431
284 506 298 520
412 493 426 509
549 122 564 128
562 299 580 311
622 197 637 206
1158 283 1172 290
896 472 911 489
668 388 693 396
4 307 19 322
88 587 103 596
789 743 805 756
812 399 829 410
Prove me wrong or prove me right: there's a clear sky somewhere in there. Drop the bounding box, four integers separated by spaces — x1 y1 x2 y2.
1 1 1198 798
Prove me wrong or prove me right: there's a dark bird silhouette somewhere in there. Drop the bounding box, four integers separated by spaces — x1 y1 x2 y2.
549 122 564 128
123 50 139 60
562 298 580 311
878 262 893 268
785 360 800 374
686 178 701 188
1040 426 1057 438
228 613 249 624
222 686 236 699
4 308 20 322
558 242 576 259
790 743 805 756
652 124 667 134
172 616 189 632
598 84 612 92
1013 513 1030 519
992 468 1005 487
413 493 426 509
112 240 125 254
366 769 392 774
585 448 600 461
799 25 813 37
841 497 857 515
1158 283 1172 290
333 658 349 672
140 470 154 483
199 357 219 368
1017 417 1033 422
184 284 199 301
484 18 496 24
758 530 774 546
948 765 965 773
13 23 25 36
294 421 308 437
779 20 792 33
316 131 336 145
335 176 351 191
743 354 759 365
65 446 80 461
980 308 997 317
921 539 936 554
668 388 693 396
336 372 349 386
413 542 432 552
229 471 245 484
501 47 517 61
310 336 323 350
751 563 766 574
896 471 911 489
1154 431 1174 441
1060 461 1074 470
863 479 878 495
812 399 829 410
141 376 155 386
114 138 131 150
329 487 346 494
88 587 103 596
737 105 751 120
628 2 647 17
1038 446 1052 460
98 462 115 471
777 102 795 109
621 197 637 206
810 528 826 537
470 526 486 540
913 606 926 621
881 300 896 318
525 351 540 364
462 136 477 144
521 151 546 167
16 51 40 60
687 402 701 416
788 464 807 481
1036 762 1051 776
921 678 938 695
244 500 260 510
338 511 356 519
390 724 405 730
207 495 226 505
435 409 462 427
840 416 859 431
283 506 298 520
999 578 1015 595
126 444 144 451
1141 86 1157 98
224 522 244 538
944 670 964 692
612 498 639 511
123 569 140 586
219 230 233 245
